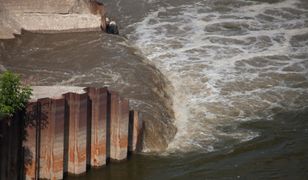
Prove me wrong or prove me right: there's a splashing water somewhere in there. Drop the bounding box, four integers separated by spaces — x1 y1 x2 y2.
129 0 308 152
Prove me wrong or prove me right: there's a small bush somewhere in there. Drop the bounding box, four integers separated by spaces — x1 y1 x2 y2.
0 71 32 119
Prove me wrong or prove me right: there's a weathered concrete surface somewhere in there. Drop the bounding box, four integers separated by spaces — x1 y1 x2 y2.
0 0 101 39
85 87 108 167
31 86 85 100
109 91 129 161
64 92 89 175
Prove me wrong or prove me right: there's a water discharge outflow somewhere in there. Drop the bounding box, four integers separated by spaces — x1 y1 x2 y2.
128 0 308 152
0 32 177 152
0 0 307 155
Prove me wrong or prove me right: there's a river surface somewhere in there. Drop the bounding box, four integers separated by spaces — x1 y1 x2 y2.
1 0 308 179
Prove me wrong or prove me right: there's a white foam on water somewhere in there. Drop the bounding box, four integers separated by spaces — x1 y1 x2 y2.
129 0 308 152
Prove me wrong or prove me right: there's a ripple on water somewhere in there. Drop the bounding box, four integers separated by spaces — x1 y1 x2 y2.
130 0 308 152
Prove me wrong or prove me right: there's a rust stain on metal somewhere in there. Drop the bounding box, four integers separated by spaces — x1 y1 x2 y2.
110 92 129 160
129 111 143 152
24 102 39 179
22 87 140 178
85 87 108 167
64 93 88 175
37 98 65 179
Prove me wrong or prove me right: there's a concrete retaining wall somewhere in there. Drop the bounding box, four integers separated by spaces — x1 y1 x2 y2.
0 87 143 180
0 0 104 39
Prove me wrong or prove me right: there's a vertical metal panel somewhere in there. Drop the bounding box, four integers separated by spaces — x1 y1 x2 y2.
119 98 129 159
109 91 119 160
109 92 129 161
129 111 143 152
38 98 51 179
64 93 88 175
24 102 39 180
21 87 137 178
52 98 65 179
85 87 108 167
37 98 64 179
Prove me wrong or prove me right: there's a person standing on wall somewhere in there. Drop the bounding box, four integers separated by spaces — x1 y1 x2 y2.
90 0 119 34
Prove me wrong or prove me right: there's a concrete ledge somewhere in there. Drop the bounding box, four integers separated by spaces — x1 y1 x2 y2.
0 0 102 39
31 86 85 100
15 13 101 31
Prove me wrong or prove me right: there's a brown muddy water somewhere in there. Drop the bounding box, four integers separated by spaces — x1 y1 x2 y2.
69 109 308 179
1 0 308 179
0 30 176 152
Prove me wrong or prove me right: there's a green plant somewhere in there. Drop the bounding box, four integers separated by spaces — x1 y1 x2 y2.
0 71 32 119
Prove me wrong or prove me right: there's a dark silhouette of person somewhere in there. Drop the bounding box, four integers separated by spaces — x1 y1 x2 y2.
105 17 119 35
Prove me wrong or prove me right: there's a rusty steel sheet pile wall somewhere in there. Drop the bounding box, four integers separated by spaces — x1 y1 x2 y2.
64 93 89 175
0 111 23 180
24 101 39 180
18 87 143 179
38 98 65 179
85 87 108 167
109 91 129 161
129 111 143 152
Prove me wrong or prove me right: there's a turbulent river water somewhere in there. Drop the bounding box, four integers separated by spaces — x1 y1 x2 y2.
126 0 308 153
1 0 308 179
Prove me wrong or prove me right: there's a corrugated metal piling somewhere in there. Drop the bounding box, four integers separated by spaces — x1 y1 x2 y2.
14 87 144 179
